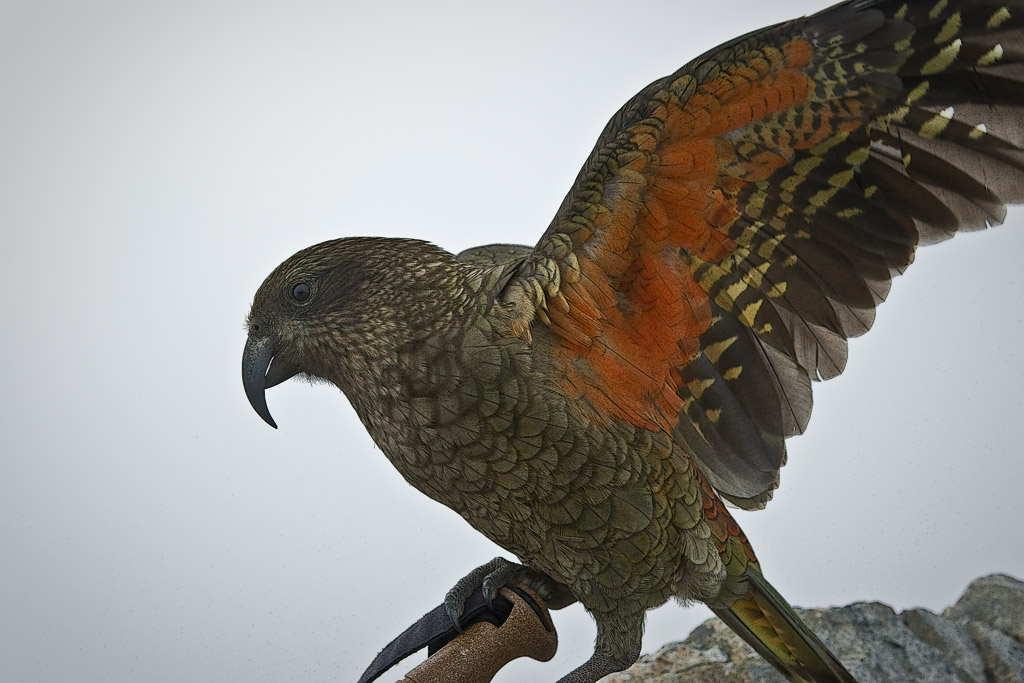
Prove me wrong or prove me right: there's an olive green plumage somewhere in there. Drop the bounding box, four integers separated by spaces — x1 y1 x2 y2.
244 0 1024 680
246 238 745 679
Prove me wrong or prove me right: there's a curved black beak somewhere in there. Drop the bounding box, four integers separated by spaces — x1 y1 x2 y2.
243 337 279 428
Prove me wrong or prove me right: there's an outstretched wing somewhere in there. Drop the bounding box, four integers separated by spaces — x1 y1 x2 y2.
502 0 1024 508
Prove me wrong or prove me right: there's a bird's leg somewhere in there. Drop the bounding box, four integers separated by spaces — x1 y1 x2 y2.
443 557 574 629
555 612 643 683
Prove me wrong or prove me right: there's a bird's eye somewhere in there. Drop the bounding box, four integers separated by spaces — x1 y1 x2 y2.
291 282 312 303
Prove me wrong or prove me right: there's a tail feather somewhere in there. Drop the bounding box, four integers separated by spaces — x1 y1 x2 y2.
710 568 856 683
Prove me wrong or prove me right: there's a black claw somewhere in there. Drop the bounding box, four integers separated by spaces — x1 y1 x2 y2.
445 605 463 633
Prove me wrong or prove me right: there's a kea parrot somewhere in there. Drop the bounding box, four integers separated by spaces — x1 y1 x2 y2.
243 0 1024 680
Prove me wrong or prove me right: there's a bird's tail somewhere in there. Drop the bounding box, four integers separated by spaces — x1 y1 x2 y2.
709 567 856 682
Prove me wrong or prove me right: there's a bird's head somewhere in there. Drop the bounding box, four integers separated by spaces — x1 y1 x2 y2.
242 236 462 428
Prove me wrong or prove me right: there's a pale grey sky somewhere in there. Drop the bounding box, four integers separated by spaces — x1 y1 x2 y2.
2 1 1022 682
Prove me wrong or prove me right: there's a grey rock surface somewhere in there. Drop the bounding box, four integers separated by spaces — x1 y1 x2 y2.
603 574 1023 683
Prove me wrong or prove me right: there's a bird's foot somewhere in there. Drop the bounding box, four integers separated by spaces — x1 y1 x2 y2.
443 557 573 631
554 649 641 683
554 612 643 683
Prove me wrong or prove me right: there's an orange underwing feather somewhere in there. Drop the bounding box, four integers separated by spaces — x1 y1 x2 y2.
504 0 1024 509
534 38 826 434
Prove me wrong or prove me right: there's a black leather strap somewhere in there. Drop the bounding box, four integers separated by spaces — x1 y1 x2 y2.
356 587 513 683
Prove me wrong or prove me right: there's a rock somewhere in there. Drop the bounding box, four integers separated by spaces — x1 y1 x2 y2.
945 574 1024 644
603 574 1024 683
